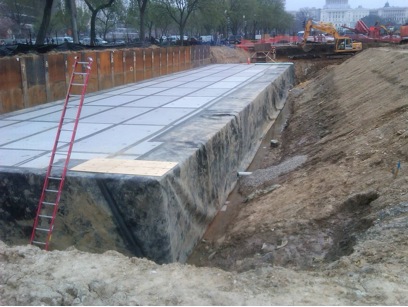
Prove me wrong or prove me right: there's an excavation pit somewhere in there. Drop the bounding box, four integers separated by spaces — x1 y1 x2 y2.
0 63 294 264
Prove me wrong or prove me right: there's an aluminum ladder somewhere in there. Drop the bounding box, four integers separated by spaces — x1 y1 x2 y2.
30 56 93 250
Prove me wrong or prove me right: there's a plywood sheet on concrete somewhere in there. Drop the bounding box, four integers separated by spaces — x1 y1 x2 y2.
71 158 178 176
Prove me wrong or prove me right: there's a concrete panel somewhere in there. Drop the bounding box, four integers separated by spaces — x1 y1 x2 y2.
98 51 113 90
25 55 47 107
112 50 124 87
46 53 67 102
0 58 24 113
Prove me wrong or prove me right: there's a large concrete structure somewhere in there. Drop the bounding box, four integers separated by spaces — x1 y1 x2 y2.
0 62 294 264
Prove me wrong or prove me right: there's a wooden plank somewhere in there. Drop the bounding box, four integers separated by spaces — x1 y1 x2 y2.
71 158 178 176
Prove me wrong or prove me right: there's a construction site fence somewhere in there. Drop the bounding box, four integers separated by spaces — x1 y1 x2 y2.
0 45 211 115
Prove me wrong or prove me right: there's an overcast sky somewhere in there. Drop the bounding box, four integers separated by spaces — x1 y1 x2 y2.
285 0 407 11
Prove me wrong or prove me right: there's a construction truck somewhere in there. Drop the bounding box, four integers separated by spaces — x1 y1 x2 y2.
342 20 408 44
302 19 363 54
401 24 408 44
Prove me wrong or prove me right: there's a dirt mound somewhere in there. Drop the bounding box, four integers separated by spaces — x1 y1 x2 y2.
2 47 408 305
210 46 250 63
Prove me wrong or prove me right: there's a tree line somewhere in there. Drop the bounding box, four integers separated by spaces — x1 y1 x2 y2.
0 0 294 46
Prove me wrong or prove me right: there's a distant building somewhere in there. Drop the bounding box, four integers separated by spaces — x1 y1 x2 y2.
375 2 408 24
320 0 408 29
324 0 350 9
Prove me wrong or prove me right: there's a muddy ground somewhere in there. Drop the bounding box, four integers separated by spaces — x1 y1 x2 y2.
1 46 408 305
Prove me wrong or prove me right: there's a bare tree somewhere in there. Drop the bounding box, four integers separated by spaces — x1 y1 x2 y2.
136 0 149 42
83 0 115 45
36 0 54 45
66 0 79 43
158 0 201 45
1 0 42 41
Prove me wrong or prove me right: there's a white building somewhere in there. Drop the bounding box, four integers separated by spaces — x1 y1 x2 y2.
376 2 408 25
324 0 350 9
320 0 370 29
317 0 408 29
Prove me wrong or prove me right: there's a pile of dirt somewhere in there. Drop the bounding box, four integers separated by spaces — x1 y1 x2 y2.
210 46 250 63
2 46 408 305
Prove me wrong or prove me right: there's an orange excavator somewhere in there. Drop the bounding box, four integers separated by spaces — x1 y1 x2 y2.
302 19 363 53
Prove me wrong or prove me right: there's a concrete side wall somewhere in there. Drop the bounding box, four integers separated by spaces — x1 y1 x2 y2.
0 46 211 115
153 65 295 262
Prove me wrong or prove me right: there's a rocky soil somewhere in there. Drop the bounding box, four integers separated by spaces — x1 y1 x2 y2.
2 46 408 305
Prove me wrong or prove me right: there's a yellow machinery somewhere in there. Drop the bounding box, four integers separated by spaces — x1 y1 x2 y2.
303 19 363 53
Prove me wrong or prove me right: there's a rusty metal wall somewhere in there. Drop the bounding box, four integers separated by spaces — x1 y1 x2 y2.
135 49 144 82
25 55 47 108
45 53 67 102
97 51 112 90
144 49 153 80
81 51 98 94
160 48 168 76
152 49 161 78
112 50 124 87
0 58 24 113
0 45 210 115
123 50 135 85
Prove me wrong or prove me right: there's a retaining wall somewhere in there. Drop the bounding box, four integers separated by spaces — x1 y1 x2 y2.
0 45 210 114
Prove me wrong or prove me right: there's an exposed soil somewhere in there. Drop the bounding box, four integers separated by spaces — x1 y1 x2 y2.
2 45 408 305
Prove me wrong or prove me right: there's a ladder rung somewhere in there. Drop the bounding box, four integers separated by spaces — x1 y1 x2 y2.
36 227 50 232
74 72 87 75
48 177 62 180
77 61 90 64
69 94 81 97
42 201 56 206
72 83 84 86
32 241 46 245
45 189 59 193
39 214 53 219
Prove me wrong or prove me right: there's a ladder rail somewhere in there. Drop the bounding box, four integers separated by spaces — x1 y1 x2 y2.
30 56 93 249
29 61 78 245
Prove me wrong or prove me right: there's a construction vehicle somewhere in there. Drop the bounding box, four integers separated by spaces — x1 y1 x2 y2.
401 24 408 44
342 20 408 44
302 19 363 54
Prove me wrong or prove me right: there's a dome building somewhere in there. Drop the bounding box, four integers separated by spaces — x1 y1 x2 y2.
324 0 350 9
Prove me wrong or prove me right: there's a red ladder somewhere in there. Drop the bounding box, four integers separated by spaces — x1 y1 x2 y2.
30 56 93 250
